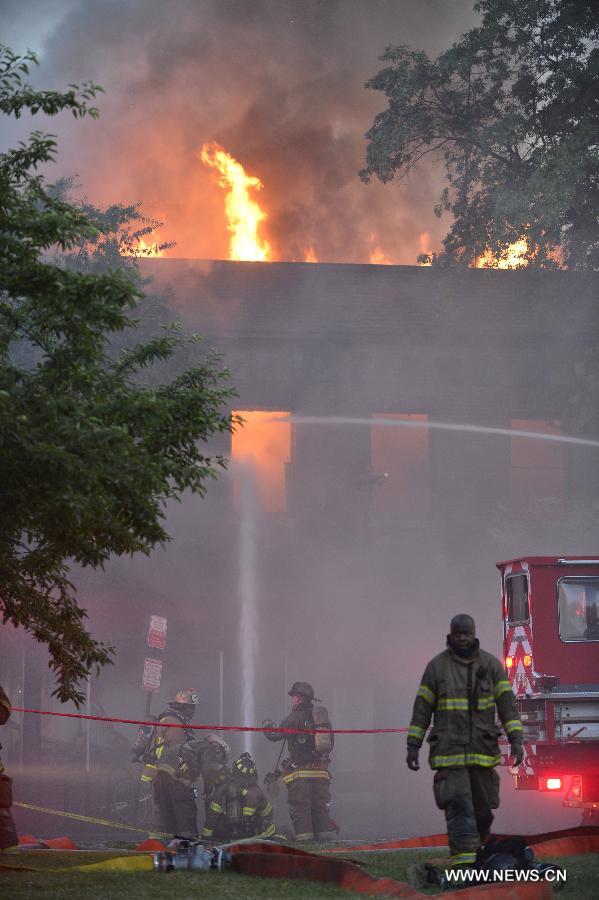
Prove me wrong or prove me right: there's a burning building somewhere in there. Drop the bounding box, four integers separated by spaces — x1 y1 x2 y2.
2 257 597 840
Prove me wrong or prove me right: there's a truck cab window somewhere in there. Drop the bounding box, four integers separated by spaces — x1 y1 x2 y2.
558 578 599 642
506 574 529 624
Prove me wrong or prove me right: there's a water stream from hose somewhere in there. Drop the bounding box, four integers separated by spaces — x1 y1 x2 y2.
267 415 599 449
237 460 259 755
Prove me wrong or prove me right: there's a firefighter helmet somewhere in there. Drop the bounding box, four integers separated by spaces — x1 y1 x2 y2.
206 731 232 761
232 752 257 782
288 681 320 702
169 688 200 705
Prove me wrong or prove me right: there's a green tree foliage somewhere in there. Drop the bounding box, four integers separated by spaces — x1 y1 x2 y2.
0 47 236 704
360 0 599 269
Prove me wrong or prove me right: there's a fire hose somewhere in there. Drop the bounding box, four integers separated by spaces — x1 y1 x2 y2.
11 706 408 735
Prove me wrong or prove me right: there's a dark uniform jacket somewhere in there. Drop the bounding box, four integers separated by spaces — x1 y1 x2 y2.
201 775 275 841
157 737 226 787
408 642 523 769
265 701 331 788
265 701 323 766
140 707 193 784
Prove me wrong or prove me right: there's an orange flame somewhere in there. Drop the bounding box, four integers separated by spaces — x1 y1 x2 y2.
418 231 432 266
369 246 393 265
121 236 165 257
475 238 529 269
304 246 318 263
200 142 271 261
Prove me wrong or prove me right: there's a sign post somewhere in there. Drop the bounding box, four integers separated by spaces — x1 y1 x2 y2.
142 615 167 718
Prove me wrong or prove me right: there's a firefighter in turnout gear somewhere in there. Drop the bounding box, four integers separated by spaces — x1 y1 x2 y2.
155 735 228 838
0 685 18 850
201 753 276 842
135 688 199 836
407 615 524 868
263 681 335 842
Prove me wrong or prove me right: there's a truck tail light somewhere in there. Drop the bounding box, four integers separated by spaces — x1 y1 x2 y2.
523 654 532 667
543 777 563 792
571 775 582 800
505 656 514 669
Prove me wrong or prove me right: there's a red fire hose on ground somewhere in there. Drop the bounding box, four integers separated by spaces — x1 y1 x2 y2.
5 707 599 897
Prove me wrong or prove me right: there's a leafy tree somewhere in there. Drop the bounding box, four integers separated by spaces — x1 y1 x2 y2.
0 46 236 704
360 0 599 269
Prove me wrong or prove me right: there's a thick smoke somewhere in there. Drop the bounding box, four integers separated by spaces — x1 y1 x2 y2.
4 0 478 263
4 1 593 845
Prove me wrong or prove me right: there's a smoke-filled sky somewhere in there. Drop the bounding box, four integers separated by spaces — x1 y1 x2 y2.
3 0 478 263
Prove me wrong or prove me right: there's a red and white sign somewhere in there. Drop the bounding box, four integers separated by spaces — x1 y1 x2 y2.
147 615 168 650
142 657 163 692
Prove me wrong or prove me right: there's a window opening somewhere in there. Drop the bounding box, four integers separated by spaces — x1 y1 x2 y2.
231 410 290 512
510 419 565 517
370 413 431 520
506 573 529 624
558 577 599 642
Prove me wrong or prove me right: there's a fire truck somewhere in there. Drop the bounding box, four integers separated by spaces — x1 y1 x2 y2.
499 556 599 823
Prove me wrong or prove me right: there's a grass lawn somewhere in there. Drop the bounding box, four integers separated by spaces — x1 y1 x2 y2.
1 847 598 898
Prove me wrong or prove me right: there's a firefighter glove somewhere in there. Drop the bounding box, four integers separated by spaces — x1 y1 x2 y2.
510 741 524 767
406 748 420 771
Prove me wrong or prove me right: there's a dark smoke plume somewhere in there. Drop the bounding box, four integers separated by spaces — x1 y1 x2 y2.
5 0 477 263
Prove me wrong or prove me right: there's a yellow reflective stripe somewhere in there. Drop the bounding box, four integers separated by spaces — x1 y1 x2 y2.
155 745 165 759
408 725 425 739
243 806 257 815
417 684 436 705
260 823 276 837
451 852 476 865
294 832 314 840
504 719 523 734
477 698 496 710
466 753 502 766
431 753 467 767
494 680 512 699
260 802 273 817
282 770 331 784
431 752 502 768
201 828 213 837
140 775 153 782
437 698 469 710
144 763 157 771
209 801 223 813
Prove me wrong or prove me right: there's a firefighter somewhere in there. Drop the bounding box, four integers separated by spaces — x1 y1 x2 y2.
406 614 524 868
201 752 276 842
155 735 228 838
137 688 200 836
0 684 18 851
263 681 335 843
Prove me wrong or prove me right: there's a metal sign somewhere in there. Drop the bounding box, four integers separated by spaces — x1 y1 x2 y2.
142 657 163 692
147 615 168 650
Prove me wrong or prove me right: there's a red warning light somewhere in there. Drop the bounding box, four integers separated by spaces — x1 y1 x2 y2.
505 656 514 669
523 654 532 667
545 777 563 791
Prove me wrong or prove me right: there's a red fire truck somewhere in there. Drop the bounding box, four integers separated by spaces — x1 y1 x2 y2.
499 556 599 824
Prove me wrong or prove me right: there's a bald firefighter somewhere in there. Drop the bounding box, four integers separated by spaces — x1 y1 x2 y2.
407 614 524 868
201 752 276 842
0 685 18 850
263 681 335 843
